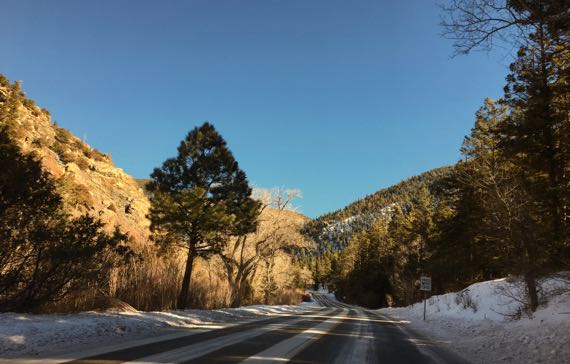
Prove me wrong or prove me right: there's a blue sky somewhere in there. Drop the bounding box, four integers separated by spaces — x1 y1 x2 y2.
1 0 509 217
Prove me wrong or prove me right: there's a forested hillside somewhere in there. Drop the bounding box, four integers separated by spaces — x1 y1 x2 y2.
302 166 453 253
303 0 570 311
302 166 464 308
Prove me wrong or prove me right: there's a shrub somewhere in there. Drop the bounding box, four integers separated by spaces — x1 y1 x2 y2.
75 156 90 170
455 288 478 312
61 150 76 164
22 98 35 109
50 141 67 161
0 128 128 312
54 126 72 145
83 146 108 162
0 74 9 88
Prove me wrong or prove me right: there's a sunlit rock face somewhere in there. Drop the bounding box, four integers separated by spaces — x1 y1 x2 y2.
0 83 151 246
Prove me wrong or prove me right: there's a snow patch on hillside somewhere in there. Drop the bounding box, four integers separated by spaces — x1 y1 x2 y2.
379 275 570 363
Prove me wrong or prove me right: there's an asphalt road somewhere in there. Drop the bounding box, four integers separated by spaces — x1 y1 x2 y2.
67 293 469 364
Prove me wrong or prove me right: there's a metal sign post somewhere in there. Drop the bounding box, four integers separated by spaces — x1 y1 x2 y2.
423 291 426 320
420 276 431 321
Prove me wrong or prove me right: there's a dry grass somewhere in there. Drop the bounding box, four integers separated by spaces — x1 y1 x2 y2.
38 284 101 314
113 246 183 311
112 248 233 311
268 288 303 305
40 249 302 313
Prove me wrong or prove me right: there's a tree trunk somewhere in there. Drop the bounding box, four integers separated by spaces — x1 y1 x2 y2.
178 248 195 309
229 277 241 308
525 272 539 312
238 273 250 306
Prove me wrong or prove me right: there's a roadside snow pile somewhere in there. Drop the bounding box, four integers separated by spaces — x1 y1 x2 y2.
0 303 314 358
380 274 570 364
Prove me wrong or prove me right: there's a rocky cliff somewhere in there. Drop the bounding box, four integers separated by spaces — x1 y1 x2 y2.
0 77 151 245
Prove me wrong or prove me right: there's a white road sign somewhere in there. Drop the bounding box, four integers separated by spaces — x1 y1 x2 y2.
420 276 432 291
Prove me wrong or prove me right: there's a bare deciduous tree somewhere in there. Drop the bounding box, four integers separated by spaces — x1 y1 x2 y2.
218 188 308 307
440 0 569 55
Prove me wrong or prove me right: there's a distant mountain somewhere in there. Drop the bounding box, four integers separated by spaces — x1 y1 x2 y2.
303 166 453 252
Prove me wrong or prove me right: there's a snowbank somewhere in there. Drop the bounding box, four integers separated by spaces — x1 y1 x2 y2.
379 275 570 363
0 303 316 359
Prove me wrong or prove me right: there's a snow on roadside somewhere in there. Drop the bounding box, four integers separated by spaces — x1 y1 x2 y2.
379 275 570 364
0 303 316 359
316 285 336 297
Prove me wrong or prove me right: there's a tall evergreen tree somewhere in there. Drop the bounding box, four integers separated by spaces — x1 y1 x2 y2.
455 97 566 311
147 122 260 309
503 28 569 251
442 0 570 312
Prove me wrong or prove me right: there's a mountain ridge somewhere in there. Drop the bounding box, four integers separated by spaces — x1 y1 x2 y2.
303 166 454 251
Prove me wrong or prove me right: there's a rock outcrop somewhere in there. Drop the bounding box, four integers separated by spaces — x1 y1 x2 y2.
0 78 151 245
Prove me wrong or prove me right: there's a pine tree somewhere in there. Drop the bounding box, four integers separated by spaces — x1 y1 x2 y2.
502 32 569 309
442 0 570 312
147 122 260 309
457 98 555 311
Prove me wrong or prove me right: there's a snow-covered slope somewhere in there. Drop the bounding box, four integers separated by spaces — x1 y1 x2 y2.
379 275 570 363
